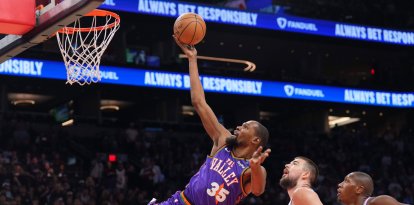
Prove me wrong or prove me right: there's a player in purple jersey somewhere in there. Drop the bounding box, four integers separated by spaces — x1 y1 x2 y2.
148 36 272 205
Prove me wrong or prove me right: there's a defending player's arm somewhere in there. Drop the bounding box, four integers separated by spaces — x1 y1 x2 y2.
173 36 231 148
243 146 271 196
370 196 408 205
291 188 323 205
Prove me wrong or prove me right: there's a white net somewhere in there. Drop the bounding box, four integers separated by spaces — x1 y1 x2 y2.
56 10 120 85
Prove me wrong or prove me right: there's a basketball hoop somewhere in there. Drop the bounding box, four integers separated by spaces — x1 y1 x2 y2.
56 9 120 85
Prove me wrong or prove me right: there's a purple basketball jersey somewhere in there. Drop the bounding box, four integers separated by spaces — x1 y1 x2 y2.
182 145 250 204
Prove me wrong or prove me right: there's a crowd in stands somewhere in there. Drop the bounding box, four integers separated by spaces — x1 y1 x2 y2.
0 112 413 205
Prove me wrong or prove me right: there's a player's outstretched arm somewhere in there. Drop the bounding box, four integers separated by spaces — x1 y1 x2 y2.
173 36 230 148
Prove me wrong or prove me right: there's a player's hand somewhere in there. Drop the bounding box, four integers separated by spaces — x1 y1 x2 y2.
173 35 197 59
249 146 271 168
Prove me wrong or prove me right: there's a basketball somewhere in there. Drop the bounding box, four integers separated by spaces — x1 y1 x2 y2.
173 13 206 45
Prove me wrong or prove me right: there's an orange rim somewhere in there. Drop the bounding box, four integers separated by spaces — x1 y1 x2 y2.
57 9 120 34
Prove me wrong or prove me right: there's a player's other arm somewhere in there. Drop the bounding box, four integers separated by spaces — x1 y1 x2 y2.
291 188 323 205
173 36 230 147
243 166 267 196
370 195 408 205
243 147 271 196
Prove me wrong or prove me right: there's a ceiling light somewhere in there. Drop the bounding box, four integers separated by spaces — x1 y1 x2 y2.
8 93 51 104
100 99 132 111
328 116 360 128
182 105 194 111
182 111 194 116
11 100 36 105
182 105 195 116
62 119 74 127
100 105 120 111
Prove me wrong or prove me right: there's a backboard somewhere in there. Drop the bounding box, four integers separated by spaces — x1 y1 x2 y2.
0 0 104 64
